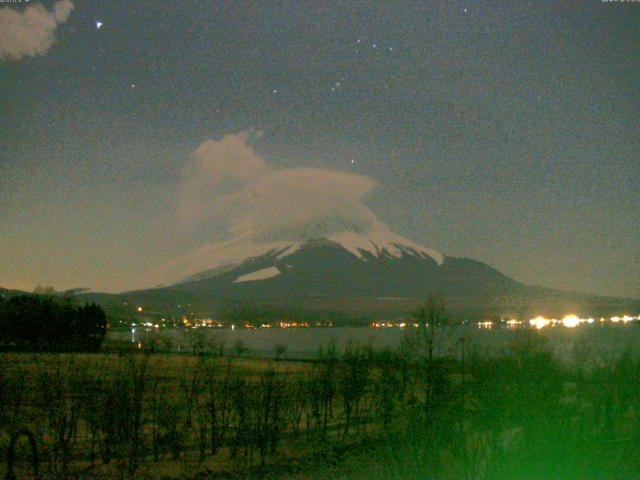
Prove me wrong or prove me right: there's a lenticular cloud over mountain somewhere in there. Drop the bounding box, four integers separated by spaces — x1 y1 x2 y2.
120 132 444 291
177 132 380 242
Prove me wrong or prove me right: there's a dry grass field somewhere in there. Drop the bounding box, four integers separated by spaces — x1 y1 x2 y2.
2 330 640 479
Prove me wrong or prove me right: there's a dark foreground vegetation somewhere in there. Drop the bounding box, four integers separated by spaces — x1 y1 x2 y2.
1 324 640 480
0 294 106 352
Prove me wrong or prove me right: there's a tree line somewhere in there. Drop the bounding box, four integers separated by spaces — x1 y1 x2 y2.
2 328 640 478
0 293 106 352
1 298 639 478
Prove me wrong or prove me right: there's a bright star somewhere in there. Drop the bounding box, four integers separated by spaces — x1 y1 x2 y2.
95 21 103 29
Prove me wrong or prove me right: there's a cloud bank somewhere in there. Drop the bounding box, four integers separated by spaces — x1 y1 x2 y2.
0 0 73 61
177 132 380 243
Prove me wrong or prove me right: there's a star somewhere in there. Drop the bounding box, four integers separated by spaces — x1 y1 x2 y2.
95 21 103 30
463 8 468 13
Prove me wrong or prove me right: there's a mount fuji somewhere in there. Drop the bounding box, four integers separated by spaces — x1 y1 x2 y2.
80 222 638 321
131 222 444 291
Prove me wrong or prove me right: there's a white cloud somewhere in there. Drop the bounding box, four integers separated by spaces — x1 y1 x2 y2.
176 132 268 230
178 132 380 243
0 0 73 61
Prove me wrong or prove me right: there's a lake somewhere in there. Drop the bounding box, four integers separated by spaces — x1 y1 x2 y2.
108 323 640 363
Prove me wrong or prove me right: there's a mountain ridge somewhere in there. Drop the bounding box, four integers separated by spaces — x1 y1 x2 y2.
3 227 638 322
126 223 445 291
88 234 638 321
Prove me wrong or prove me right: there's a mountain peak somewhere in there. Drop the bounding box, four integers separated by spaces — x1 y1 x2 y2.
124 223 443 292
325 226 444 265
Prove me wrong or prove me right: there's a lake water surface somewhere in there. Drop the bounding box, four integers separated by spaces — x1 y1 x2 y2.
108 324 640 363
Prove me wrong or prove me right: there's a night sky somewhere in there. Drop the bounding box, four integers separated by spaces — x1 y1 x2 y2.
1 1 638 297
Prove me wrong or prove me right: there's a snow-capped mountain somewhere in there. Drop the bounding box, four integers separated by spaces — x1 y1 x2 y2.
110 222 529 317
90 222 638 320
131 223 445 290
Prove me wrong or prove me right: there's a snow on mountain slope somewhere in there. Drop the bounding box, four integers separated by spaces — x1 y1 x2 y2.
326 225 444 265
128 223 443 291
131 237 300 290
233 266 281 283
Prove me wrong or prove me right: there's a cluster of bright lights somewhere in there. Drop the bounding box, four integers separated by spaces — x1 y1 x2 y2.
278 321 313 328
477 321 493 330
610 315 637 324
275 321 332 328
193 319 224 328
561 315 585 328
241 322 312 329
528 314 637 330
371 321 422 328
529 315 595 329
529 316 552 330
506 319 523 329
